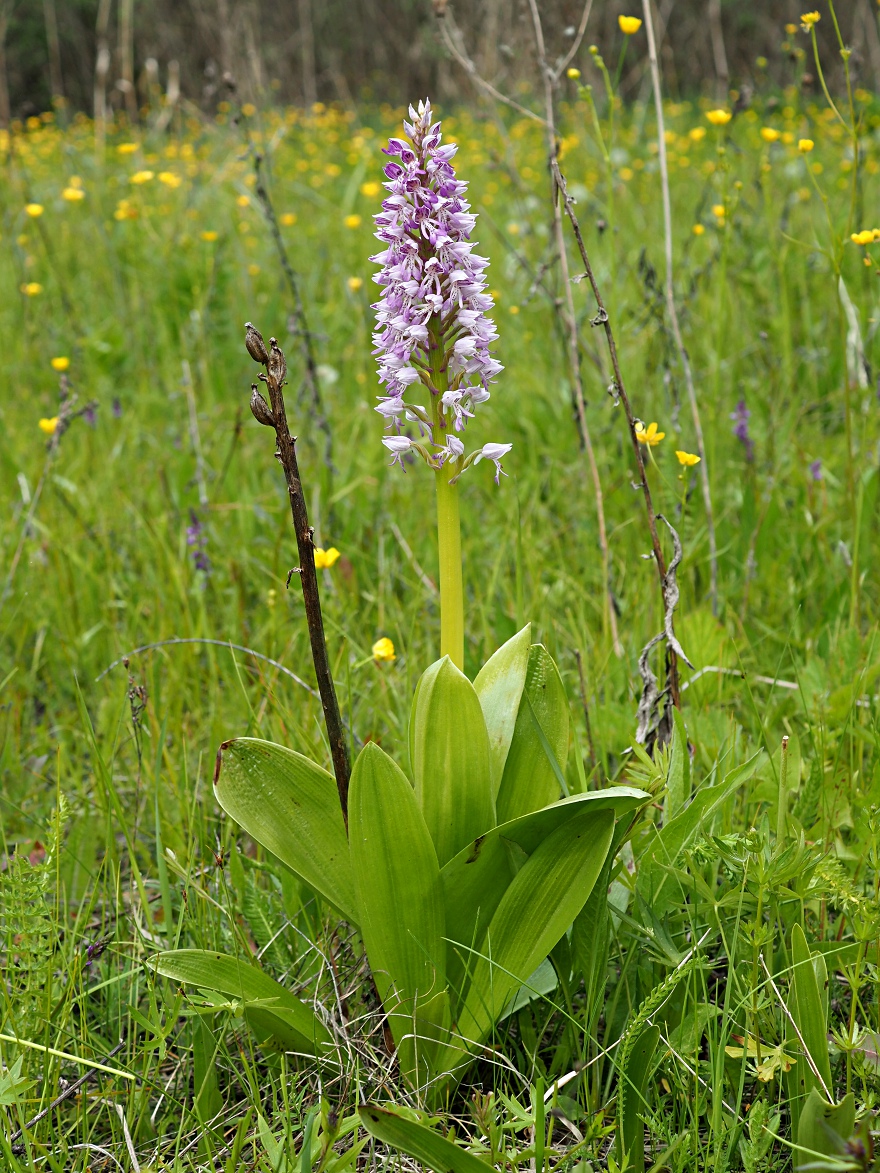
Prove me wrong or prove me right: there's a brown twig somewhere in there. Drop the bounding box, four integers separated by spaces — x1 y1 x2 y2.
641 0 719 615
245 323 351 825
550 158 681 709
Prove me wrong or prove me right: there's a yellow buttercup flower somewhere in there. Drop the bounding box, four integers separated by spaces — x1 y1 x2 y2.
62 187 85 201
51 356 70 371
130 170 154 184
800 11 820 30
39 417 59 434
344 214 362 229
785 23 798 34
200 230 218 242
689 126 707 142
712 203 726 218
21 282 43 296
25 203 44 217
360 181 381 197
117 142 138 154
280 212 297 226
675 450 701 467
347 276 364 292
241 103 256 117
158 171 182 188
635 421 665 447
692 224 705 235
566 67 581 79
798 138 814 153
236 193 250 206
372 637 396 662
760 127 780 143
314 546 341 569
618 15 642 34
851 229 878 245
706 109 732 126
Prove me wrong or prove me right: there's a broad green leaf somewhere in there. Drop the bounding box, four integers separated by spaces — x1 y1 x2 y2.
214 738 356 922
499 957 558 1020
790 924 833 1097
412 656 494 867
152 949 333 1056
441 788 647 1000
473 624 531 796
359 1105 490 1173
496 645 569 823
797 1088 855 1166
665 708 690 821
618 1024 661 1173
348 742 448 1076
636 751 765 915
446 806 614 1067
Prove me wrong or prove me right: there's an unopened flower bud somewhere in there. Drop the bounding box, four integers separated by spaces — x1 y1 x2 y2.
245 321 269 364
268 338 287 386
249 385 275 427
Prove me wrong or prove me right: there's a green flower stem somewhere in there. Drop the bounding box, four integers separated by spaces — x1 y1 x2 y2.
429 324 465 669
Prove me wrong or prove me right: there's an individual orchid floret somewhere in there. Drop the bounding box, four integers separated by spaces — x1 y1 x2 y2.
474 442 513 484
370 98 509 486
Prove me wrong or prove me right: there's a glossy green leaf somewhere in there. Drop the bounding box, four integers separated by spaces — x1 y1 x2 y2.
412 656 494 867
445 806 614 1068
152 949 333 1057
636 751 764 915
473 624 531 796
797 1089 855 1165
441 788 647 1000
359 1105 490 1173
496 644 570 823
214 738 356 922
348 741 448 1075
790 924 833 1097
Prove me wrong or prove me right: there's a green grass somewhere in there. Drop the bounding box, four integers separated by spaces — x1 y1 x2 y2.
1 75 880 1170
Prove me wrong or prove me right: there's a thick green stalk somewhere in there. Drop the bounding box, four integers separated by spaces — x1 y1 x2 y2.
429 325 465 669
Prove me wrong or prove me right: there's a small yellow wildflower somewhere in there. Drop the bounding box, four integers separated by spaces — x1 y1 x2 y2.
117 142 138 154
39 417 59 434
158 171 182 188
280 212 297 226
25 203 44 217
200 230 218 242
347 276 364 292
62 186 85 201
689 126 707 142
372 637 396 663
236 193 250 207
314 546 341 569
130 170 154 184
798 138 814 152
851 229 877 245
344 214 362 229
692 224 705 235
619 166 634 181
675 450 701 467
635 421 665 447
706 109 732 126
21 282 43 296
114 199 138 220
360 181 381 197
248 263 261 276
760 127 780 143
50 356 70 371
566 67 581 79
241 103 256 117
618 15 642 34
712 203 726 218
785 23 798 34
800 11 820 31
509 305 520 315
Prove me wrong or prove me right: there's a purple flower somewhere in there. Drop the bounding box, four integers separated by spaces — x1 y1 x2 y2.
730 398 754 462
370 99 510 482
809 458 822 481
112 397 122 418
83 402 97 428
474 442 512 485
186 508 210 574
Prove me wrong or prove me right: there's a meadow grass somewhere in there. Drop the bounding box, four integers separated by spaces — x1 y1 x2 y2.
1 73 880 1171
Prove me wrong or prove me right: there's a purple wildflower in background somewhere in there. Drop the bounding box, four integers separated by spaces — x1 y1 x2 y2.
370 98 510 483
112 397 122 418
809 459 822 481
730 398 754 462
186 508 210 574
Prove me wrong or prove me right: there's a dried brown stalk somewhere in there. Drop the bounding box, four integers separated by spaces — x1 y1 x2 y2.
245 323 351 824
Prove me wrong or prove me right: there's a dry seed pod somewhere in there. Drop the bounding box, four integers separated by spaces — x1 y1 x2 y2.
268 338 287 386
244 321 269 364
249 385 275 427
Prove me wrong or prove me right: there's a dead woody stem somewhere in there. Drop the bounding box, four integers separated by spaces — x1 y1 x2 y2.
245 322 351 823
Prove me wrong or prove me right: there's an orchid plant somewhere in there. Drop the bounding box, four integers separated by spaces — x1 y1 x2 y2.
153 100 648 1105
